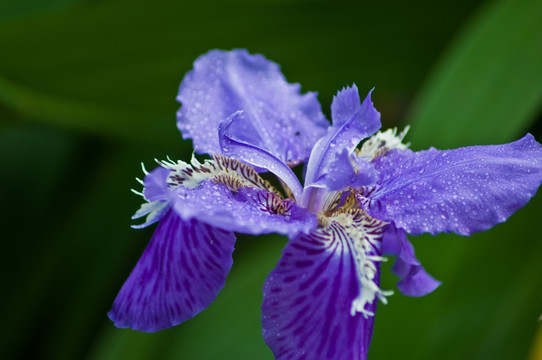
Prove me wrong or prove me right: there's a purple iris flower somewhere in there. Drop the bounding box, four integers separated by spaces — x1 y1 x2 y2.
109 49 542 359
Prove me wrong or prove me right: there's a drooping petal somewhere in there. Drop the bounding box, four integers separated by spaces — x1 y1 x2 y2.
382 225 440 297
367 134 542 235
218 111 304 202
262 210 388 360
109 211 236 332
177 49 328 163
302 86 381 211
172 181 317 238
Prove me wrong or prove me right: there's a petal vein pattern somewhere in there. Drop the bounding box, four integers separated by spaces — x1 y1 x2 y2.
367 134 542 235
262 209 388 360
109 211 236 333
134 157 317 237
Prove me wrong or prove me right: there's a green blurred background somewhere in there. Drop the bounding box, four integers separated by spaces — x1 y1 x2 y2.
1 0 541 359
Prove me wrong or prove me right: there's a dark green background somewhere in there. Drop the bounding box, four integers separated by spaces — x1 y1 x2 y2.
1 0 541 359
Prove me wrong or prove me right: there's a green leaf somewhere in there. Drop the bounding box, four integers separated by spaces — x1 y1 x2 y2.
406 0 542 149
0 0 82 23
371 1 542 358
0 76 180 146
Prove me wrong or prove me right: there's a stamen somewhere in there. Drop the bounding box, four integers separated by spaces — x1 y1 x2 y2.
130 188 144 197
329 209 392 318
140 162 149 175
357 126 410 159
158 153 282 195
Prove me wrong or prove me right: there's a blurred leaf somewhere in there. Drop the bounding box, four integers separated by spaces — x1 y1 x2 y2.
0 75 180 145
0 0 82 23
0 0 482 141
0 130 154 360
407 0 542 148
529 323 542 360
369 0 542 359
371 0 542 360
373 194 542 360
0 124 81 360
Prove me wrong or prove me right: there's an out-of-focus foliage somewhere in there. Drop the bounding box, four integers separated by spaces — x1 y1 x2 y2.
1 0 541 359
407 0 542 148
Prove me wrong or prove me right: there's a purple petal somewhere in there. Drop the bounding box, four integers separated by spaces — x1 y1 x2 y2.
315 149 377 192
172 181 317 238
262 221 383 360
177 49 328 163
142 166 170 202
382 225 440 296
219 111 304 202
131 166 172 229
368 134 542 235
109 211 236 332
303 86 381 210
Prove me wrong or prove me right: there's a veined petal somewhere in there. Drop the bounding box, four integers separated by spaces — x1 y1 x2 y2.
367 134 542 235
262 210 388 360
149 154 316 237
382 225 440 296
177 49 328 163
108 211 236 332
219 111 304 202
172 181 317 238
303 87 381 211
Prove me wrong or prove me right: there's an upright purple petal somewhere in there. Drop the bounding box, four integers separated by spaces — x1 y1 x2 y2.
109 211 236 332
314 149 377 192
262 211 387 360
303 86 381 211
367 134 542 235
219 111 304 202
177 49 328 163
382 225 440 296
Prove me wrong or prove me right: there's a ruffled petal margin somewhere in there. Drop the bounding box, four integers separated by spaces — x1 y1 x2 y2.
177 49 328 163
108 211 236 332
303 87 381 211
369 134 542 235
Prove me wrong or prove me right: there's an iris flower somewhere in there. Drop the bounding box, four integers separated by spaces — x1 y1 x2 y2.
109 49 542 359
